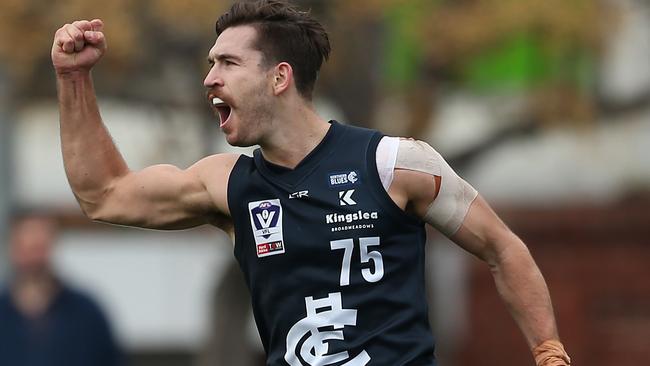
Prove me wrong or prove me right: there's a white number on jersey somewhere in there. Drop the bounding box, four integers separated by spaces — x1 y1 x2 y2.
330 236 384 286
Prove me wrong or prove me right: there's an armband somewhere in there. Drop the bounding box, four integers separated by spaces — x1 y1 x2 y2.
395 139 478 236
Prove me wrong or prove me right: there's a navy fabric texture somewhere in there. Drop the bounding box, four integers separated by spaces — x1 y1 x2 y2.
228 121 436 366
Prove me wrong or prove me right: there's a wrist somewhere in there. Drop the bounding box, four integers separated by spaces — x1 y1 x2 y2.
55 69 92 81
533 339 571 366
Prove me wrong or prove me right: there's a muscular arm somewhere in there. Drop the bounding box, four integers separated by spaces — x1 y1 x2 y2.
54 20 236 230
450 196 558 347
387 139 570 365
451 195 570 365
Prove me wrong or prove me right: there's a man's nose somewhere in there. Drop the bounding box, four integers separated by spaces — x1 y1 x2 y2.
204 66 224 88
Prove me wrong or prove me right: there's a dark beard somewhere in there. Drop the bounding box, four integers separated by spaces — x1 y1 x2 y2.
229 84 276 147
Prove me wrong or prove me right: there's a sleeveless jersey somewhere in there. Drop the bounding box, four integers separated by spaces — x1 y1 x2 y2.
228 121 436 366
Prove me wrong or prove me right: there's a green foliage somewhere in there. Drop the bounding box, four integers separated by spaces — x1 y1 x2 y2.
382 0 432 90
461 32 552 90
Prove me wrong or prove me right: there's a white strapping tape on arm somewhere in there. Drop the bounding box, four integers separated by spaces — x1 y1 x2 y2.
395 139 478 236
376 136 400 191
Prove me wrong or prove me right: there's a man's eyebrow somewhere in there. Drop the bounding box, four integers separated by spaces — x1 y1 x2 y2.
207 53 244 63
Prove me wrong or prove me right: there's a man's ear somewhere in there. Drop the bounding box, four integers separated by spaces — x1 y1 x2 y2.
272 62 293 95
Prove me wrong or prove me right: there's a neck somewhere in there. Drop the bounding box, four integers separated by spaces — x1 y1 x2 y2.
259 101 330 169
11 271 59 318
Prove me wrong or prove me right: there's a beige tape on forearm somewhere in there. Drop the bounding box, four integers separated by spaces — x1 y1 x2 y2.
396 139 478 236
533 340 571 366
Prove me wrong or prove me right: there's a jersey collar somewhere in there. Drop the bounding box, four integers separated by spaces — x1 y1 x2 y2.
253 120 344 188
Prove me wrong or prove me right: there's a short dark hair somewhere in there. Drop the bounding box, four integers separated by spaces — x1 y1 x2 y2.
215 0 331 100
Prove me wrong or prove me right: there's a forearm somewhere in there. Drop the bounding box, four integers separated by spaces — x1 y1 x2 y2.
489 232 559 348
490 237 571 365
57 71 129 213
448 195 570 365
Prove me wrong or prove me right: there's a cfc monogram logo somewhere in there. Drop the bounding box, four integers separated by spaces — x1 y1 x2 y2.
284 292 370 366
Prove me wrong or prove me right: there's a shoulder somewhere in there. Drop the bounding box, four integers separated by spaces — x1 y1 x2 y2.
58 286 109 318
375 137 444 189
376 137 443 167
0 287 11 309
60 286 100 307
188 153 242 217
188 153 243 191
190 153 242 175
395 138 444 172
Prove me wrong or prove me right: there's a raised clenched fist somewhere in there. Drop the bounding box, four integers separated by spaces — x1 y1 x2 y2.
52 19 107 75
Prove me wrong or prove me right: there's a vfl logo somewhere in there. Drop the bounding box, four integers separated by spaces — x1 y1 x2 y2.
329 170 360 188
339 190 356 206
248 199 285 257
285 292 371 366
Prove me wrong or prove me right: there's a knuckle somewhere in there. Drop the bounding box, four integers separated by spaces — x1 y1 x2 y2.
65 28 82 40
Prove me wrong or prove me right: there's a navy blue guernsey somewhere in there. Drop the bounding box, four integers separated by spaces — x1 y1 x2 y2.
227 121 436 366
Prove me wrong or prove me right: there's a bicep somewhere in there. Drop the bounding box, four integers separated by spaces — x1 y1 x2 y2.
93 154 237 230
388 139 477 236
403 168 521 263
386 139 513 260
449 194 519 264
92 164 211 229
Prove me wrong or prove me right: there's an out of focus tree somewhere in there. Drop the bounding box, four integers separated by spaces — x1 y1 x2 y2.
334 0 610 82
332 0 615 129
0 0 617 126
0 0 228 101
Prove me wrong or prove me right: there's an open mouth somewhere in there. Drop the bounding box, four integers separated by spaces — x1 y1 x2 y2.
211 97 232 127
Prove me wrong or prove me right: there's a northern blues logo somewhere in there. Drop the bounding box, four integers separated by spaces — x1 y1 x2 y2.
248 199 285 257
329 170 360 188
